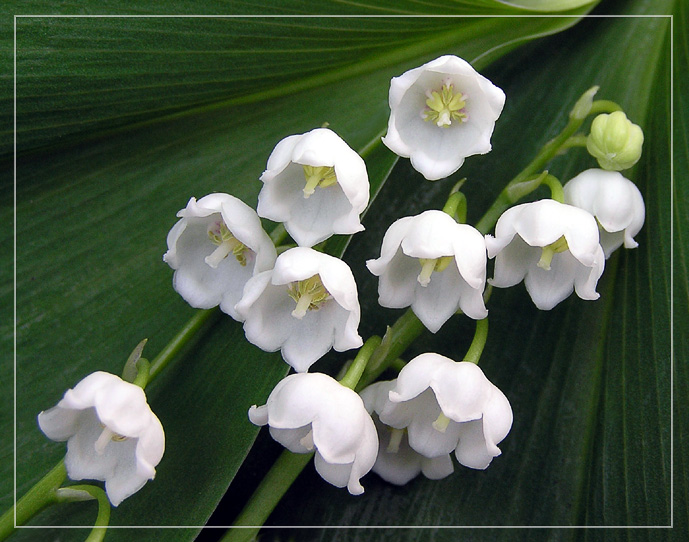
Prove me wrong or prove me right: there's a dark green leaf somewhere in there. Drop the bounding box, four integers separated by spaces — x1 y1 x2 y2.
1 6 602 542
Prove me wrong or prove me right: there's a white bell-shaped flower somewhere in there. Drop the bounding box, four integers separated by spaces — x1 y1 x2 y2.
360 380 454 485
382 55 505 180
248 372 378 495
563 169 645 258
235 247 363 372
485 199 606 310
257 128 370 247
366 210 487 332
164 193 277 320
37 372 165 506
376 353 512 470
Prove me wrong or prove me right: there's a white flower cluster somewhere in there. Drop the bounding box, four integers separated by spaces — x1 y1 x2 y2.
38 55 646 505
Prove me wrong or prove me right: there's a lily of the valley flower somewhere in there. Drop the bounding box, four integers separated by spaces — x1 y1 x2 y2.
360 380 454 485
564 169 645 258
366 210 487 332
372 353 512 470
485 199 605 310
236 247 363 372
249 372 378 495
382 55 505 180
164 194 277 320
257 128 370 247
37 372 165 507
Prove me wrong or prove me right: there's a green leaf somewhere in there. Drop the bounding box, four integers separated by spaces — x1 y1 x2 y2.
2 5 603 542
219 1 680 538
4 0 597 156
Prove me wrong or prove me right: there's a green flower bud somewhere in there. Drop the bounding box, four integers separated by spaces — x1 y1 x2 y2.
586 111 644 171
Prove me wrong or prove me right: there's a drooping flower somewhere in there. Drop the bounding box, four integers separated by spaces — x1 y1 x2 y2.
564 169 645 258
485 199 605 310
587 111 644 171
372 353 512 470
235 247 363 372
248 372 378 495
257 128 370 247
163 193 277 320
382 55 505 181
366 210 487 332
360 380 454 485
37 372 165 507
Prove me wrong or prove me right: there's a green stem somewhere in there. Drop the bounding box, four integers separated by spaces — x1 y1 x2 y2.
0 461 67 540
223 310 425 541
357 309 426 391
474 97 620 235
132 358 151 389
589 99 622 115
464 318 489 365
269 223 289 246
148 307 220 381
222 450 314 542
541 174 565 203
339 336 381 390
56 485 110 542
442 190 467 223
561 134 589 149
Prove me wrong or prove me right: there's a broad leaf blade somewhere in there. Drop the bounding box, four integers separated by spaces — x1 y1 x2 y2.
251 2 676 537
1 10 598 542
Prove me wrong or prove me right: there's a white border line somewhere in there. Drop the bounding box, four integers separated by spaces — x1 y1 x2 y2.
12 12 674 531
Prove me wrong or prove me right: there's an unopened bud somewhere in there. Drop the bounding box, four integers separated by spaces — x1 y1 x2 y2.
586 111 644 171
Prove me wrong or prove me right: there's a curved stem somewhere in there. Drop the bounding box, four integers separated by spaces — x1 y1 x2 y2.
0 461 66 541
56 485 110 542
148 307 220 381
541 174 565 203
561 134 589 149
474 95 619 235
222 450 314 542
589 99 622 115
464 318 489 365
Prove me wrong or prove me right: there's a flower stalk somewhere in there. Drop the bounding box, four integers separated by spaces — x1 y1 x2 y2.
474 94 621 234
464 317 489 365
0 461 66 541
55 485 110 542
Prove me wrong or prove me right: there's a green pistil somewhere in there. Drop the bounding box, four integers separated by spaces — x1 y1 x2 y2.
424 83 468 128
206 221 249 268
417 256 455 287
537 236 569 271
387 427 405 453
302 165 337 198
287 274 332 319
432 412 452 433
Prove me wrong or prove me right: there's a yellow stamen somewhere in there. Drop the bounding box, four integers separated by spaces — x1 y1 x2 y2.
424 83 468 128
